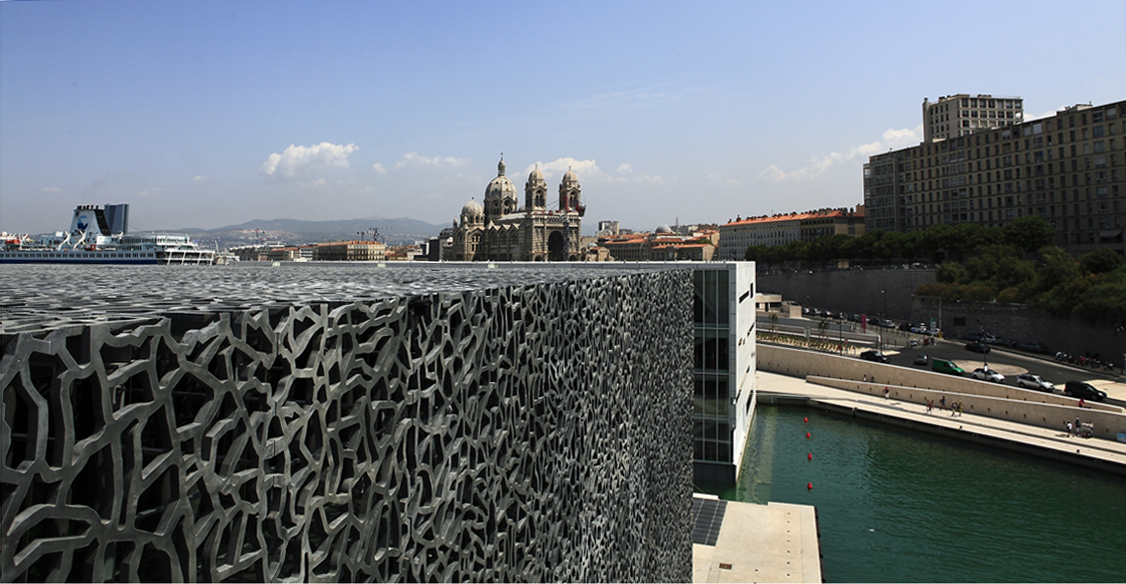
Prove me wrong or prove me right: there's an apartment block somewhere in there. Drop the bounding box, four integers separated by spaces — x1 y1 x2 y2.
864 99 1126 258
718 207 865 260
923 94 1024 142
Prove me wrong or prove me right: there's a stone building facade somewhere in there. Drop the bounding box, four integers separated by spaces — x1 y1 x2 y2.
451 158 585 261
864 98 1125 259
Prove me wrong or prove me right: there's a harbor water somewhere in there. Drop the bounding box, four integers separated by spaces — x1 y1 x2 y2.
703 404 1126 583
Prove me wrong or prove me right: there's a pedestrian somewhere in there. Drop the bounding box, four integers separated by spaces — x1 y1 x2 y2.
1079 398 1085 409
940 396 946 410
885 387 890 399
863 375 867 383
951 401 957 417
1067 421 1073 436
958 402 963 417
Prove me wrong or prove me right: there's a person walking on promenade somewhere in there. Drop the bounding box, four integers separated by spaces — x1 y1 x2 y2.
958 402 963 417
885 387 890 399
940 396 946 410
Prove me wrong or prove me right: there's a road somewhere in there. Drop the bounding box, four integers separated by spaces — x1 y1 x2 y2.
759 313 1125 406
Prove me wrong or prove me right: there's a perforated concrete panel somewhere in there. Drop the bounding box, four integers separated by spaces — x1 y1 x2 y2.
1 266 694 582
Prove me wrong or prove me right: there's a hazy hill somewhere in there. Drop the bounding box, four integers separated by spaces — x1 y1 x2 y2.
176 216 447 249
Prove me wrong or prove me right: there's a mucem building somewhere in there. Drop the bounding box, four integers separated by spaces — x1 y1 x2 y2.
1 264 694 582
579 262 756 485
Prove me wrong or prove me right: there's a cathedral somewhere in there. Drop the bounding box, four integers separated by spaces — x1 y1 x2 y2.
450 157 585 261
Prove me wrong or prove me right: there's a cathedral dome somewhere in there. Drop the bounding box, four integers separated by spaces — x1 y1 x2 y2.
529 166 544 181
485 175 517 200
562 168 578 184
655 224 673 234
486 157 517 200
462 199 484 218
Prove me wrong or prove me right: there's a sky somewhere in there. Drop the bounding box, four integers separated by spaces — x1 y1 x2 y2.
3 0 1126 237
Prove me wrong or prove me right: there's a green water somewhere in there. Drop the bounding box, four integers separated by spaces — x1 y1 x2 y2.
702 405 1126 583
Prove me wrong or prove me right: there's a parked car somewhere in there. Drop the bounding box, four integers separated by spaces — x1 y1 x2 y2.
914 354 929 366
971 367 1005 383
964 341 991 354
982 335 1003 345
860 350 890 363
1016 373 1055 393
910 324 928 334
1064 381 1107 402
964 332 984 342
1016 342 1050 354
881 319 896 328
932 358 964 376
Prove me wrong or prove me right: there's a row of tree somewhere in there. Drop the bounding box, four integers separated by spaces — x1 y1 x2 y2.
745 217 1125 324
920 245 1125 323
744 216 1056 266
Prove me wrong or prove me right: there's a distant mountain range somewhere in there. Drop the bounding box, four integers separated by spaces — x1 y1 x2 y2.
176 217 448 249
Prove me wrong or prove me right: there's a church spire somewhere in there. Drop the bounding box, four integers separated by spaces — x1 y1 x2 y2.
498 154 505 177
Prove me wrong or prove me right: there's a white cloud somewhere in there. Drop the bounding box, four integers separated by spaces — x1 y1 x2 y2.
757 125 922 182
192 174 209 182
523 157 603 180
260 142 358 179
392 152 470 169
1025 108 1064 122
707 173 740 187
616 163 634 174
42 187 60 192
137 187 166 197
372 162 388 175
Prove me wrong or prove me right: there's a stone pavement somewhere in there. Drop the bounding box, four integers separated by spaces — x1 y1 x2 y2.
692 497 821 584
755 371 1126 470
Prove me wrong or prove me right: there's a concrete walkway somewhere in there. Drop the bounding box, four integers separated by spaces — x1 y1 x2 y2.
692 497 821 583
756 371 1126 471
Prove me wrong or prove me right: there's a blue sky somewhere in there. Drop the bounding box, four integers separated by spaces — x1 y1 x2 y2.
3 0 1125 236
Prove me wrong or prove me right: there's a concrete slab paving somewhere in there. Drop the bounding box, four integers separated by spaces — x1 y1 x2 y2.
692 496 822 584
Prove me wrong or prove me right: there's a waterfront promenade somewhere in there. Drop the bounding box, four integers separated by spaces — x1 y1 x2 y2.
756 371 1126 472
691 369 1126 584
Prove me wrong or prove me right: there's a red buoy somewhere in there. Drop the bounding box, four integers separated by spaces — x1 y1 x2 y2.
806 432 811 439
804 417 808 423
807 482 813 490
807 453 813 461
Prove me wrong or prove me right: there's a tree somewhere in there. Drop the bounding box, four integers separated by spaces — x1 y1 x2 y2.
1032 246 1081 295
965 244 1035 292
1001 215 1056 253
1080 248 1125 275
935 262 967 284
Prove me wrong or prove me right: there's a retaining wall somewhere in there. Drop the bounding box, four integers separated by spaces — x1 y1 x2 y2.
758 345 1126 439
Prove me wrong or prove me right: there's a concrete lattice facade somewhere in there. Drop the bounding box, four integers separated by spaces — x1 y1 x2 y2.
1 265 693 582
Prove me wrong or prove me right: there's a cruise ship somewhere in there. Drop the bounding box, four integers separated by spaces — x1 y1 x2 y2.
0 204 215 265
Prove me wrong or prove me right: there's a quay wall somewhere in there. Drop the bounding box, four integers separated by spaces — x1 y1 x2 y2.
758 345 1126 439
1 271 694 583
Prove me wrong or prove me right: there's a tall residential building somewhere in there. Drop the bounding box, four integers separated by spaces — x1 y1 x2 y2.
923 94 1023 142
864 99 1126 258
